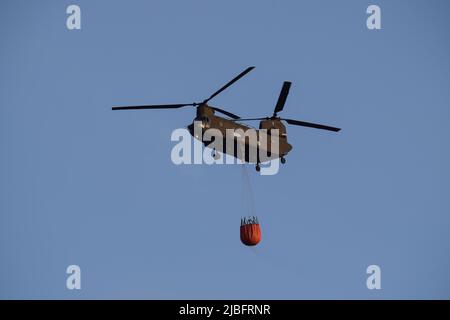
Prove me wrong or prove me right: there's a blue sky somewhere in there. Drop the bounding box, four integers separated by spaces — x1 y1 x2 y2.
1 0 450 299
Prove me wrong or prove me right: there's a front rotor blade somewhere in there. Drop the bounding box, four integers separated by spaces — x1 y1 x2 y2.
284 118 341 132
230 117 267 122
204 66 255 103
112 103 194 111
273 81 291 116
211 107 241 119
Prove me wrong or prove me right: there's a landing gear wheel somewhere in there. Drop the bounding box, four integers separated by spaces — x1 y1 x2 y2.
212 149 220 160
256 164 261 172
281 157 286 164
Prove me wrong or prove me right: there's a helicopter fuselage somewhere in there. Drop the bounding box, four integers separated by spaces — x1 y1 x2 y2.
187 104 292 164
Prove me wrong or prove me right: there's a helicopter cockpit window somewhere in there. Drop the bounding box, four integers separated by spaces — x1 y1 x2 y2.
201 116 210 127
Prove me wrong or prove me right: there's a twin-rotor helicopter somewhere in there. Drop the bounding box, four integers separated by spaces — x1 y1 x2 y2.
112 67 341 171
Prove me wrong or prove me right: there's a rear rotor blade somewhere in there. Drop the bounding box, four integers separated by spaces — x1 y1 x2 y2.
112 103 195 111
211 107 241 119
273 81 291 117
203 66 255 103
283 118 341 132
